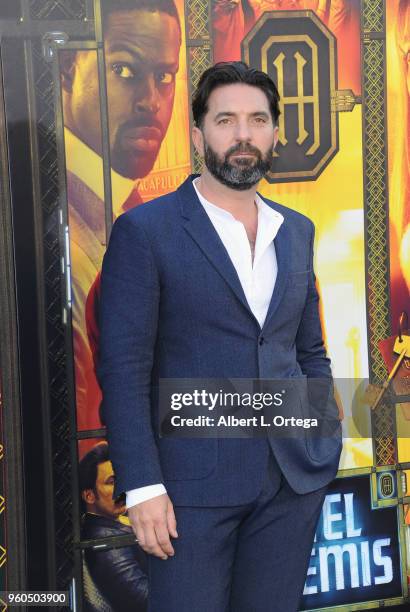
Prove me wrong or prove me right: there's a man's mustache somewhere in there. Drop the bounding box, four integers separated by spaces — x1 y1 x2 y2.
225 142 262 160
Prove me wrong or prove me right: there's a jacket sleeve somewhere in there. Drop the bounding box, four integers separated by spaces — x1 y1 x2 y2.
97 213 164 498
295 221 332 379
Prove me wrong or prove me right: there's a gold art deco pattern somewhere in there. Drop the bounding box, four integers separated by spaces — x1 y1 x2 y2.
187 0 212 173
189 46 212 94
363 0 396 466
29 0 86 20
187 0 211 40
364 0 384 33
365 39 390 384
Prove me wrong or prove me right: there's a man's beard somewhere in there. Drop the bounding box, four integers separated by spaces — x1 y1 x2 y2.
203 140 273 191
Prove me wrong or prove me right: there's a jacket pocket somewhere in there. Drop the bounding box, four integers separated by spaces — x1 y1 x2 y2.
293 377 342 463
287 269 311 286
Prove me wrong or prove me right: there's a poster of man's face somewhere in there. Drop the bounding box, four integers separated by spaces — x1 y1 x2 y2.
79 440 148 611
59 0 190 433
80 443 126 520
62 4 181 180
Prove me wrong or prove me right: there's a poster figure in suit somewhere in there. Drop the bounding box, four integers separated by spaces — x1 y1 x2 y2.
98 61 342 611
60 0 182 432
79 441 148 611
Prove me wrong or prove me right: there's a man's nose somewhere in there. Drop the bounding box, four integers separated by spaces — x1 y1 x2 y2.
134 74 160 115
234 120 252 142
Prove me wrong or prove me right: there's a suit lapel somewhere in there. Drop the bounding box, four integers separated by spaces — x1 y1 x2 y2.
177 176 291 330
177 176 255 320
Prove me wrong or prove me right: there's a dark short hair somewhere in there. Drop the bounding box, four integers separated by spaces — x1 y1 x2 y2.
192 61 281 128
100 0 180 34
79 442 110 492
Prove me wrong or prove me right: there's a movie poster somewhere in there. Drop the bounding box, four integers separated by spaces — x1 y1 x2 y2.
55 1 409 608
60 0 190 434
301 474 402 609
386 0 410 464
63 0 372 465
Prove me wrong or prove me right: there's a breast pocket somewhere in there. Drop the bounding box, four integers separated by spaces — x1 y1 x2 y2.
273 270 310 341
288 269 311 286
282 270 310 314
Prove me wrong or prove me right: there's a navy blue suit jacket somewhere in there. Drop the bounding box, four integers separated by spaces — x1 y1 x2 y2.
97 175 342 506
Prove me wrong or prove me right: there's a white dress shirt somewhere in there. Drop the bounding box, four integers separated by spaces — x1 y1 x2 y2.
125 178 284 509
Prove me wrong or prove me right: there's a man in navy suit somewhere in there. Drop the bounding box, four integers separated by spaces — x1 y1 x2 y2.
97 61 342 611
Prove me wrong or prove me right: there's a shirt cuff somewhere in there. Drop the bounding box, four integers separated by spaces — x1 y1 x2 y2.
126 484 167 509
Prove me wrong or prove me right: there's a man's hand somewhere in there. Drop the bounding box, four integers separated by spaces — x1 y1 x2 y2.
127 494 178 560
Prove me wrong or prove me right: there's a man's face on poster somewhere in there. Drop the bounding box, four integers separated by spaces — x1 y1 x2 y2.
62 9 181 179
82 460 126 519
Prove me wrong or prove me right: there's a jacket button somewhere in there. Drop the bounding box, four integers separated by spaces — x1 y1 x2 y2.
259 337 265 346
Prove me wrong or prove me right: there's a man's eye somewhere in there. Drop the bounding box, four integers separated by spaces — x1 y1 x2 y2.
254 116 267 124
218 118 231 125
112 63 135 79
157 72 174 85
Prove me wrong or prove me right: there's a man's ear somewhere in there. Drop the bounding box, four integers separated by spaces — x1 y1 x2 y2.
82 488 96 505
273 125 279 150
192 125 205 158
59 50 77 94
